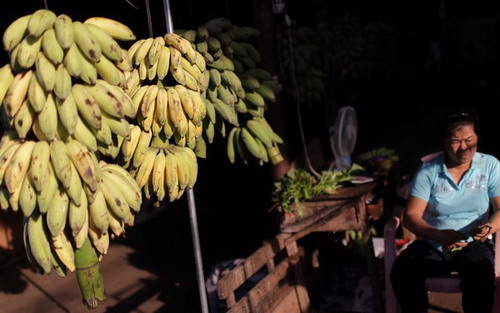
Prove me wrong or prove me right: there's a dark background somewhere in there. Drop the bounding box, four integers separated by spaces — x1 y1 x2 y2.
2 0 500 311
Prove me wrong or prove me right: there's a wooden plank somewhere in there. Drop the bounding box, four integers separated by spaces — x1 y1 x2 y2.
218 233 289 299
228 260 291 313
254 284 298 313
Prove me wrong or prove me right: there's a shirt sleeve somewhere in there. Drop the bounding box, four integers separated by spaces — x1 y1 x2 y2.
410 165 432 201
488 156 500 197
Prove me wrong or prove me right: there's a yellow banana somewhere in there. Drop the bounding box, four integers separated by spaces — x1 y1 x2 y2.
66 161 83 206
63 44 82 78
85 80 124 118
19 174 36 217
88 189 109 235
37 163 58 214
46 187 69 237
41 28 64 65
27 212 52 273
51 230 76 272
75 45 98 85
69 191 88 237
16 35 43 69
72 207 88 249
151 149 166 193
49 140 73 189
132 129 153 168
27 9 56 37
166 86 183 127
84 17 136 41
101 167 141 212
3 140 35 194
54 64 72 100
134 147 157 188
13 99 35 139
95 53 122 86
35 52 56 91
133 37 154 66
73 21 101 62
66 139 100 191
36 92 58 141
85 23 123 62
0 65 15 106
156 46 171 80
121 125 141 164
101 110 130 138
2 14 31 52
169 47 185 85
100 174 131 220
175 84 195 120
148 36 165 65
4 70 33 118
71 84 102 130
53 14 73 49
72 114 98 152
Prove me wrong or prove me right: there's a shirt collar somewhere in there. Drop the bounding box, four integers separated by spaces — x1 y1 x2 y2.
438 152 481 173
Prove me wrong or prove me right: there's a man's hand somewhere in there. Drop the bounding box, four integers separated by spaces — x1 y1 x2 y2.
470 224 492 242
435 229 468 248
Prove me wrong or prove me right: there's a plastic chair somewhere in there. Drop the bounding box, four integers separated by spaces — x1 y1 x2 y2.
383 152 500 312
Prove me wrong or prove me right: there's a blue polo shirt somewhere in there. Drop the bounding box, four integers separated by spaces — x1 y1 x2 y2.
410 152 500 247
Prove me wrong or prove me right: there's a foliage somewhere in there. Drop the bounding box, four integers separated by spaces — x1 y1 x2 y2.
273 163 364 214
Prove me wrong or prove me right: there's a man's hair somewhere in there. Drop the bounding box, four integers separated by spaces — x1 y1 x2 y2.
439 108 480 140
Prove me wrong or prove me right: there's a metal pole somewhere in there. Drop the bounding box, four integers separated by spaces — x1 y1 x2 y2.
161 1 209 312
187 188 210 313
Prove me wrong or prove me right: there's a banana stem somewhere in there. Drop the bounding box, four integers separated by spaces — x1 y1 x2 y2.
74 237 106 308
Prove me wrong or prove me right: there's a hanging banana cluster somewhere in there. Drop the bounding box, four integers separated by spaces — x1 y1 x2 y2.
0 9 138 159
0 133 140 275
177 17 284 165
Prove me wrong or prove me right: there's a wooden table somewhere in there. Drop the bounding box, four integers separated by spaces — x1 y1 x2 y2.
276 181 384 313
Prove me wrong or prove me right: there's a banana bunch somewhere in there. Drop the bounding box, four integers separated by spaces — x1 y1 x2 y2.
1 11 138 150
129 144 198 205
0 133 141 274
226 117 283 166
125 33 206 93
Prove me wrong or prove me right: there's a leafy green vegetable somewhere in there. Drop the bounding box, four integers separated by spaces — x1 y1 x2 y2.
274 164 365 214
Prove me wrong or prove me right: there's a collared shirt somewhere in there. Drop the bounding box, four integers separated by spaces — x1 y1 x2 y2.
410 152 500 247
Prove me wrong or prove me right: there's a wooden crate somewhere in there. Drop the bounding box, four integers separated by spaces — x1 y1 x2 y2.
217 233 310 313
278 182 377 235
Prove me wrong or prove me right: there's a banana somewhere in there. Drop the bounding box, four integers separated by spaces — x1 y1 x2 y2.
217 84 235 106
35 52 56 91
49 140 73 189
170 149 189 190
246 119 273 148
221 70 244 97
101 110 130 138
227 127 237 163
166 87 184 127
0 131 17 149
240 127 264 160
241 75 260 90
37 163 58 214
27 9 56 37
46 187 69 237
3 140 35 194
55 93 77 135
98 79 136 118
101 167 141 212
85 80 124 118
69 191 88 236
36 92 58 141
0 188 10 211
140 85 159 119
0 65 15 106
169 46 185 84
121 125 141 164
244 90 265 107
95 53 122 86
4 70 33 118
73 21 101 62
88 189 109 235
16 35 43 69
53 64 72 100
203 119 215 144
133 37 154 66
194 136 207 159
209 69 222 86
73 114 98 152
19 174 36 217
84 17 136 41
66 160 83 206
187 89 206 124
41 28 64 65
116 48 133 72
174 85 195 120
63 44 82 78
72 207 88 249
13 99 35 139
27 212 52 273
148 36 165 65
257 117 283 144
164 150 178 194
234 127 249 165
3 14 31 52
204 98 216 124
235 98 247 113
156 87 168 125
66 139 100 191
101 163 142 197
89 222 109 255
151 149 166 193
71 84 102 130
85 23 123 62
27 141 49 192
53 14 73 49
131 85 149 115
134 147 157 188
75 45 98 85
172 146 198 188
51 230 76 272
156 46 171 80
100 174 131 220
164 33 192 55
255 137 269 163
108 210 125 237
132 129 153 168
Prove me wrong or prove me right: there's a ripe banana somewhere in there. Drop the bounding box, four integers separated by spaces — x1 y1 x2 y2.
3 140 35 194
4 70 33 118
134 147 157 188
26 212 52 273
73 21 101 62
69 191 88 237
53 14 74 49
19 174 37 217
71 84 102 130
51 230 76 272
37 163 58 214
27 9 56 37
66 139 100 191
36 92 58 141
46 188 69 237
84 17 136 41
3 14 31 52
49 140 73 189
16 35 43 69
41 28 64 65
